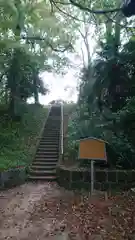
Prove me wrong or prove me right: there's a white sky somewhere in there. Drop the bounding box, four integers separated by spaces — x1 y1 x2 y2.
39 70 79 104
38 47 82 105
29 27 96 105
28 56 80 105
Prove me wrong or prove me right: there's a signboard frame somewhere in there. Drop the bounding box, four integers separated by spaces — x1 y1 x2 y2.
78 137 107 195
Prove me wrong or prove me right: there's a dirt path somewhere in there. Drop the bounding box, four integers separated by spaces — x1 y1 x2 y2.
0 182 72 240
0 183 135 240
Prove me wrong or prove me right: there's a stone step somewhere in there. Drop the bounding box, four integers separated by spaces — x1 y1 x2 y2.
37 145 59 149
40 138 58 141
49 114 61 117
36 149 58 154
37 148 59 152
45 125 60 128
38 145 58 148
29 169 56 176
43 132 59 134
43 134 60 137
45 122 60 124
34 159 58 163
39 142 58 146
34 156 58 160
39 141 59 144
28 175 57 180
32 161 57 165
31 165 56 170
45 124 60 126
44 128 60 131
34 158 58 162
42 135 59 138
43 131 60 133
45 119 60 121
42 136 59 139
33 163 57 167
43 130 60 132
41 137 59 141
36 150 58 153
41 138 58 141
35 154 58 158
38 144 58 148
36 149 58 152
39 141 58 144
43 130 60 133
38 145 58 149
43 129 60 132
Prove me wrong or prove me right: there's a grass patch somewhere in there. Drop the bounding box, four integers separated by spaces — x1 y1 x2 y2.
0 103 48 170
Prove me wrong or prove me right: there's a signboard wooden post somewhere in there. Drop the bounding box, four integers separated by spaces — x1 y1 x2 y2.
91 160 94 195
78 137 107 195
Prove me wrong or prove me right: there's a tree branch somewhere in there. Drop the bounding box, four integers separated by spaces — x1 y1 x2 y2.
105 14 135 29
51 0 121 14
50 0 70 5
52 0 135 18
21 35 73 52
69 0 122 14
50 0 85 22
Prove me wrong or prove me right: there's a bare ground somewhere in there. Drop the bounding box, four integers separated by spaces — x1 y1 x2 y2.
0 182 68 240
0 182 135 240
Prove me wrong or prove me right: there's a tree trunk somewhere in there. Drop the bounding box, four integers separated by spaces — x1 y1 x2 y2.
8 0 24 118
34 89 39 104
33 73 39 104
9 92 16 118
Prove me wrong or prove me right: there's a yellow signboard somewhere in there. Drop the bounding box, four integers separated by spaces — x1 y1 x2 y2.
78 137 107 161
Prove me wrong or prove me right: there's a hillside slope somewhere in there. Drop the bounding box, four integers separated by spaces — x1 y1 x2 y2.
63 103 76 137
0 104 48 170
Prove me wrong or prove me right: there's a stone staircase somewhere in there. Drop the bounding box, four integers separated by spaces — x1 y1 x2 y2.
28 105 61 180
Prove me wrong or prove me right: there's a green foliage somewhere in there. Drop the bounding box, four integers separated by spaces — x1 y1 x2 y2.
63 1 135 168
0 0 79 169
0 0 77 117
0 103 48 170
109 97 135 168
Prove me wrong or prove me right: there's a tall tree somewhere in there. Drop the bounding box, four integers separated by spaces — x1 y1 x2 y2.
0 0 76 117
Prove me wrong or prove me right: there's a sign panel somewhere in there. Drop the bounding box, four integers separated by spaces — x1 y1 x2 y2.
78 138 107 161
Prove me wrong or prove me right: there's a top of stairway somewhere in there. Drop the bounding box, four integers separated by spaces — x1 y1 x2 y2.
50 104 61 108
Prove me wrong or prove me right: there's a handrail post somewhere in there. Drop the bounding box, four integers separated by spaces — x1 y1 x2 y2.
61 103 64 155
58 103 64 165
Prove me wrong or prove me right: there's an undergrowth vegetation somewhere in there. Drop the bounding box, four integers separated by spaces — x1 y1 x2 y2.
0 103 48 170
63 2 135 169
0 0 76 170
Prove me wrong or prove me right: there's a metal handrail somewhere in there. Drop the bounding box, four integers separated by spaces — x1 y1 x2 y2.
58 103 64 165
61 103 64 155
